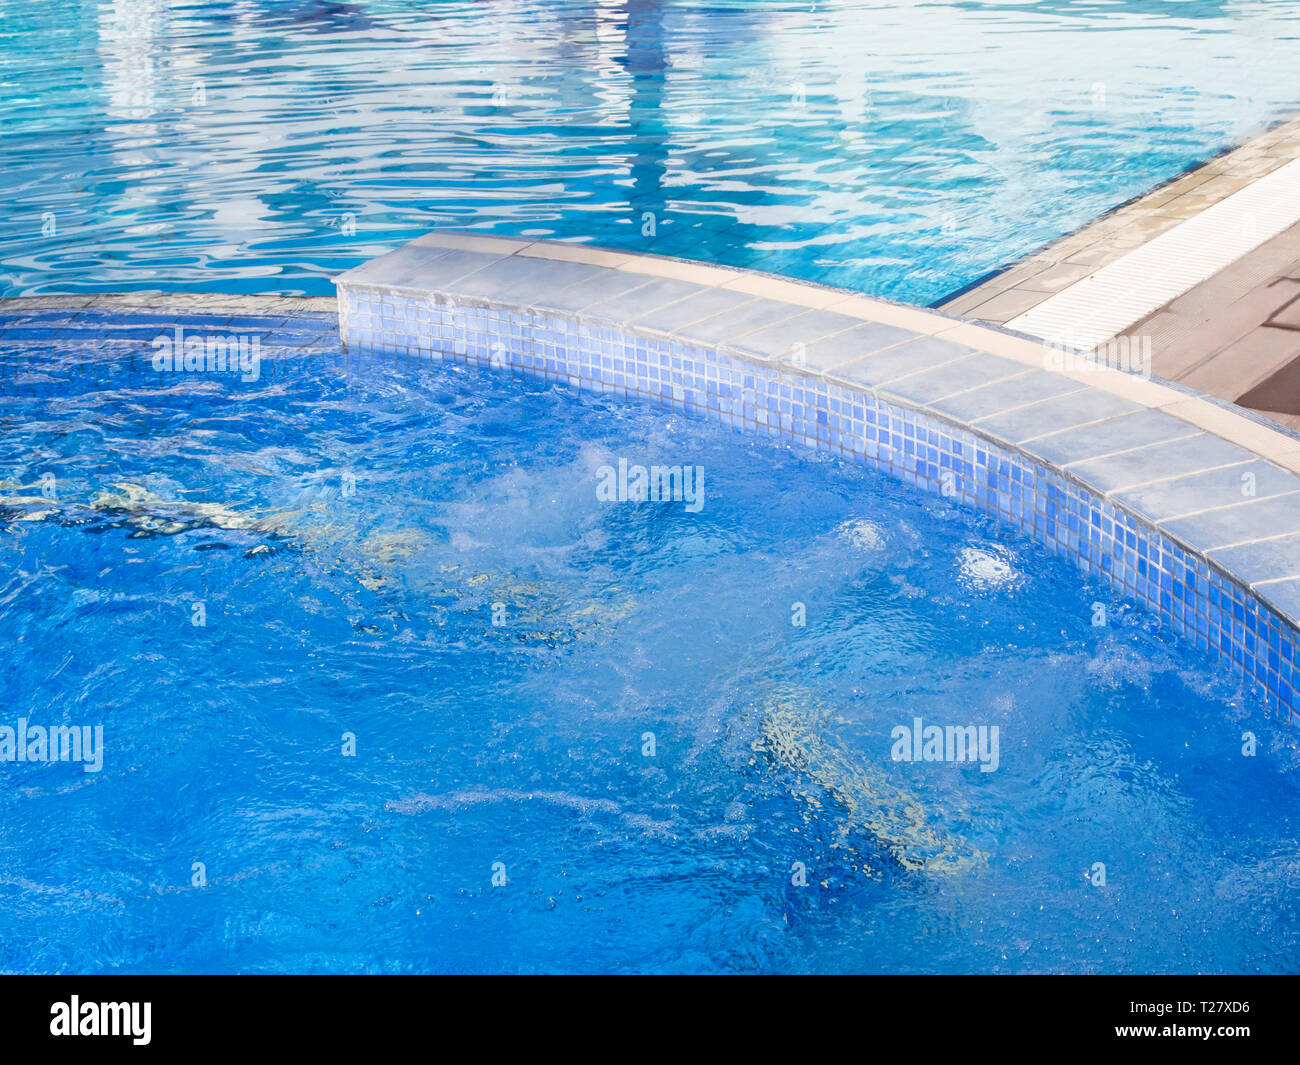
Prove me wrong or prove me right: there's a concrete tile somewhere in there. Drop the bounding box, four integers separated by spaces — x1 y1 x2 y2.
962 286 1053 323
932 371 1086 424
1162 492 1300 552
539 270 657 313
1161 396 1300 461
617 257 738 286
824 296 949 334
1209 534 1300 585
339 246 505 288
517 242 634 268
1014 261 1098 293
973 387 1142 442
1024 408 1196 466
1063 240 1144 267
412 232 533 255
720 274 851 310
934 323 1048 366
785 321 918 370
1064 432 1253 492
583 278 707 321
1111 461 1299 523
450 256 605 303
679 299 806 345
734 310 877 358
631 288 755 332
1056 367 1182 409
879 352 1027 405
1255 577 1300 623
832 335 975 389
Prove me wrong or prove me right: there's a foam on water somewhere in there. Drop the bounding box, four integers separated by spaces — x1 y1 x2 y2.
3 336 1300 971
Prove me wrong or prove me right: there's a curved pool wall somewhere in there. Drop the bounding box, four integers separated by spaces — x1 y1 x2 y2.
335 232 1300 724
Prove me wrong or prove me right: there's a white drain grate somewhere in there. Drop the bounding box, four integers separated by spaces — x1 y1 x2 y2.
1006 155 1300 348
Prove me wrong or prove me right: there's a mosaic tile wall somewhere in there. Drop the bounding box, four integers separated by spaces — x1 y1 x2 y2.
339 283 1300 723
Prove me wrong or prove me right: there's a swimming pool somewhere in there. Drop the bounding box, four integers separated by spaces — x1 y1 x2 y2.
3 312 1300 974
3 0 1300 302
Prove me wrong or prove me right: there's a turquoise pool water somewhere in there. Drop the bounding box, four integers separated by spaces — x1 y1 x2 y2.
3 313 1300 974
2 0 1299 302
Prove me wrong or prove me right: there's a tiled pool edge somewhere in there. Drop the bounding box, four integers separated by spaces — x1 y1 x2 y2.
335 237 1300 725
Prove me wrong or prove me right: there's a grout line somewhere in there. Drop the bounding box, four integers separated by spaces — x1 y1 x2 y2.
1059 429 1203 469
1159 488 1300 524
967 384 1092 424
925 368 1034 406
1104 458 1255 496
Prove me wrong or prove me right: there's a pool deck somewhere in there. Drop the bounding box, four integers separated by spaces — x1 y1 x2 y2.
1117 214 1300 430
940 114 1300 431
939 113 1300 330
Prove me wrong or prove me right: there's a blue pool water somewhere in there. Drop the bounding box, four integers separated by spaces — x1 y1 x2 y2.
2 0 1300 302
2 315 1300 974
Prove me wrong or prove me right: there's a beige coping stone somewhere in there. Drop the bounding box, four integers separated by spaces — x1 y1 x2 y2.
516 242 635 268
1053 367 1184 408
719 273 848 309
823 294 949 334
933 323 1052 368
412 232 534 255
1161 397 1300 464
614 255 739 287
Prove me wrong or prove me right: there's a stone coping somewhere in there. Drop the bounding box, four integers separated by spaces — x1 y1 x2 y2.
334 230 1300 480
